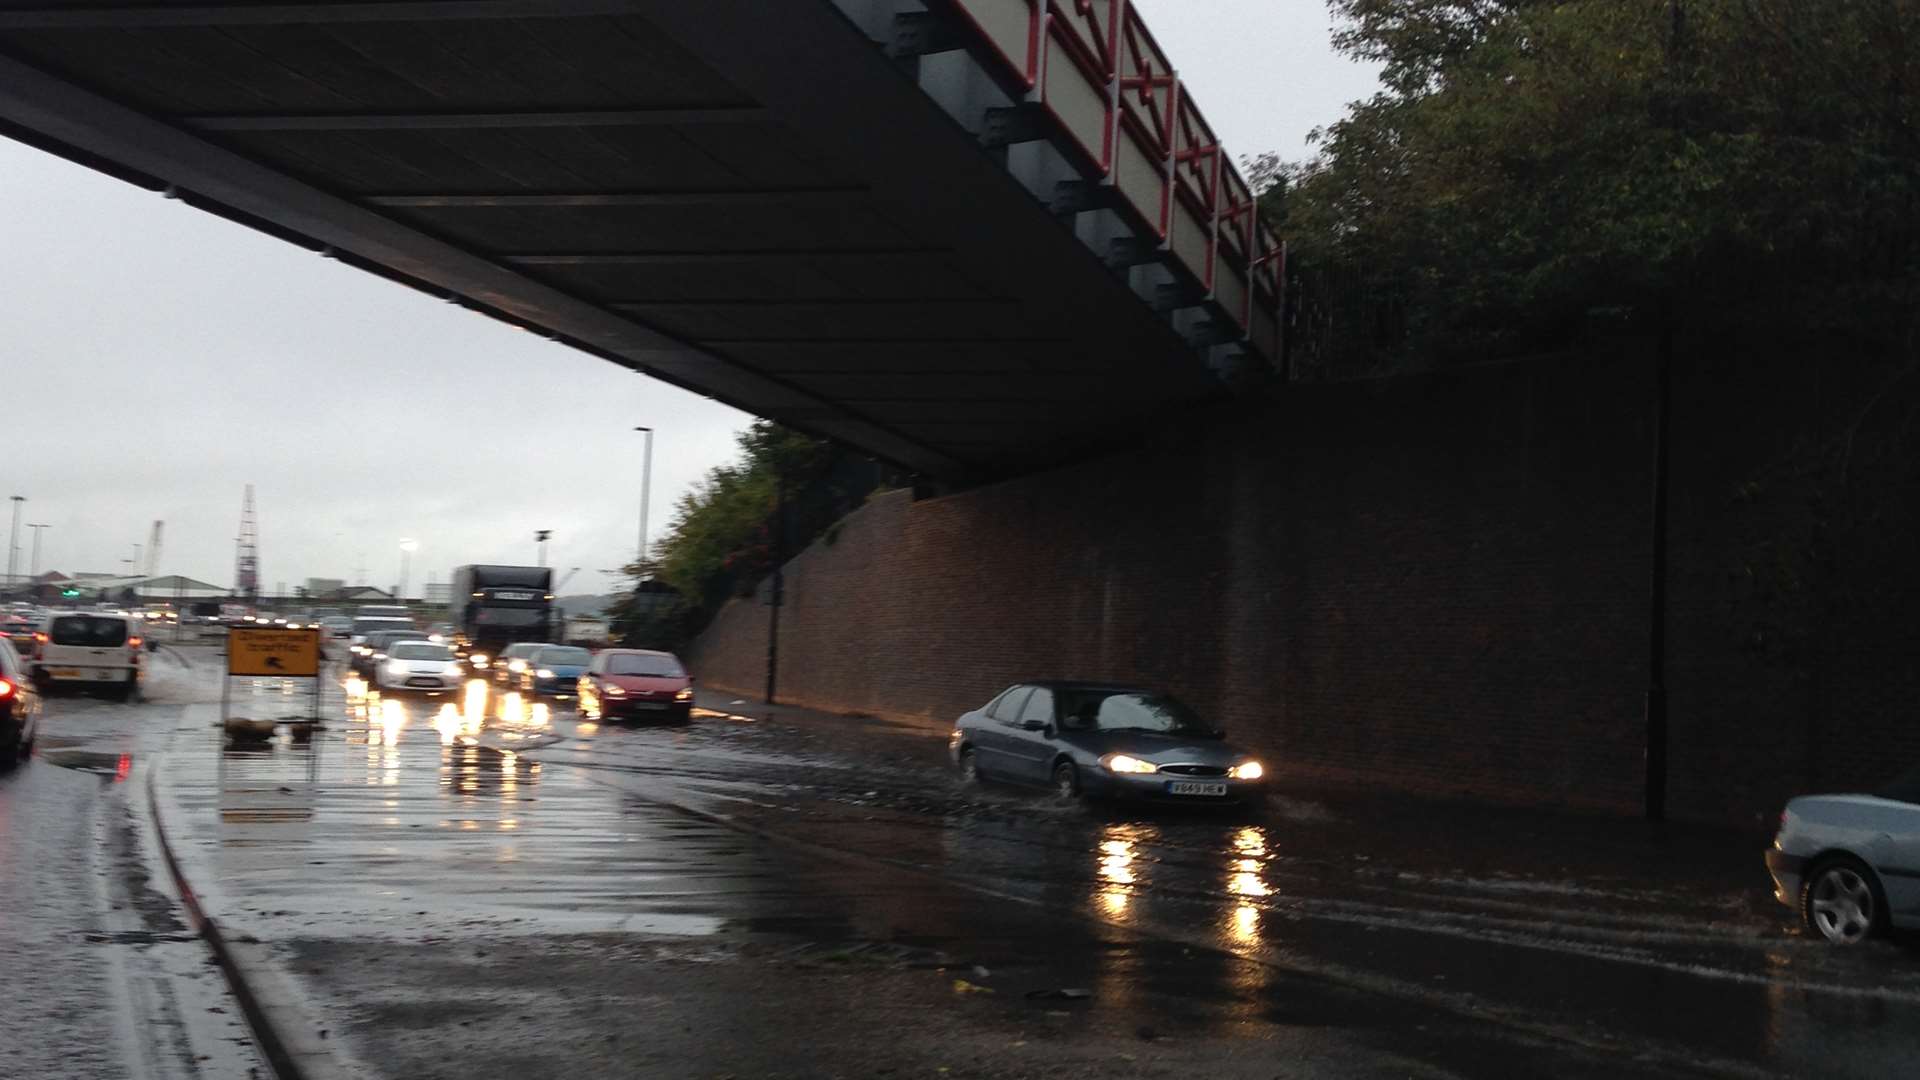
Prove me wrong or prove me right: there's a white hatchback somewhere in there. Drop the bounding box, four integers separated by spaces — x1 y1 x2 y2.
32 612 144 700
1768 768 1920 943
373 640 463 695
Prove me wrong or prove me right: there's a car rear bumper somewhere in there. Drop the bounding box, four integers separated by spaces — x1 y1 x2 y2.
1766 848 1807 907
35 664 136 683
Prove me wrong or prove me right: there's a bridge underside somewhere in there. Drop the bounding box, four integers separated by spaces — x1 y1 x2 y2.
0 1 1266 479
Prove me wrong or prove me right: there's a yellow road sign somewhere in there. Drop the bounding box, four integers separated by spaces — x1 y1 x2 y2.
227 626 321 677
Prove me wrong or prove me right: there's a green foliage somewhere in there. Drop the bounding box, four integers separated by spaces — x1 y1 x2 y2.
607 587 704 653
652 421 828 602
1281 0 1920 369
602 421 829 647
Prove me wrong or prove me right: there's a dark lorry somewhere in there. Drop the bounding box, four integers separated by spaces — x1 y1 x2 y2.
450 565 554 655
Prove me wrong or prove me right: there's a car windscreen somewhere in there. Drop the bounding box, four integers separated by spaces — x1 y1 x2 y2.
49 615 130 647
391 644 452 661
353 618 411 632
1056 689 1219 736
536 648 591 667
608 654 686 677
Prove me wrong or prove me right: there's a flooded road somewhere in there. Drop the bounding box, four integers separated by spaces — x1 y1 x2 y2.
0 647 262 1080
136 655 1920 1077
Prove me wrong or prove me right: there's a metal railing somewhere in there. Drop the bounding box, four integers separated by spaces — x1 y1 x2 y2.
929 0 1285 365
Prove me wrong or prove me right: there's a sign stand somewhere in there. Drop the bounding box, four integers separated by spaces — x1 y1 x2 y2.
222 625 323 740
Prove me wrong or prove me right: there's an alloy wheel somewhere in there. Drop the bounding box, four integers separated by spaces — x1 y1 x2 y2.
1810 865 1877 943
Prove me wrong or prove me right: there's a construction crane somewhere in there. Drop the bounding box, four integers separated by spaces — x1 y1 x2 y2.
235 485 259 601
145 520 163 579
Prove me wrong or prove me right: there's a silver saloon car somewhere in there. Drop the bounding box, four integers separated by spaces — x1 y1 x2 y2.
949 682 1266 807
1767 767 1920 943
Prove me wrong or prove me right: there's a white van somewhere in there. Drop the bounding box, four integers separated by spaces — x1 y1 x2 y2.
33 612 144 700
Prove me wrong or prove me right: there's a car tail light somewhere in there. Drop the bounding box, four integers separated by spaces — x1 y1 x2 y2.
0 678 13 698
34 632 47 644
128 636 143 648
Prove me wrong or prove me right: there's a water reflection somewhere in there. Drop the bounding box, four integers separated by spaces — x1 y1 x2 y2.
1096 823 1158 921
1225 826 1271 945
377 697 408 748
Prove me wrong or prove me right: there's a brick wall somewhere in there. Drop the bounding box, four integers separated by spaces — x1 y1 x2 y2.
687 341 1920 822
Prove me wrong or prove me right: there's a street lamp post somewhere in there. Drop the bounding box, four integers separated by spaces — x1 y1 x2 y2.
25 524 48 582
535 530 552 568
633 426 654 579
398 538 419 599
5 495 22 590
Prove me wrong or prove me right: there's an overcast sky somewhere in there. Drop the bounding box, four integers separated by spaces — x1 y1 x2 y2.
0 2 1376 598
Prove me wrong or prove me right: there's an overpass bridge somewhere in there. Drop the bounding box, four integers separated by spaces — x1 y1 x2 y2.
0 1 1284 479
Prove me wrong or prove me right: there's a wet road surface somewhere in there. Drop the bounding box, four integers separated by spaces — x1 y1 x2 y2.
0 647 263 1080
144 656 1920 1078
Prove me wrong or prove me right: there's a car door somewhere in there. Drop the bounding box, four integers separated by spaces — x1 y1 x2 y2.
1873 798 1920 925
970 687 1030 779
1002 687 1059 783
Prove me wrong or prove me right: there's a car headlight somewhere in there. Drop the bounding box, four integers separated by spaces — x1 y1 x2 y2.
1229 760 1265 781
536 668 555 679
604 686 625 696
1102 754 1159 775
351 645 367 655
470 653 488 664
508 660 527 672
674 688 693 701
387 661 406 676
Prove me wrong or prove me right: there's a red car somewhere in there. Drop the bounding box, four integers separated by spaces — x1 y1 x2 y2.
577 649 693 723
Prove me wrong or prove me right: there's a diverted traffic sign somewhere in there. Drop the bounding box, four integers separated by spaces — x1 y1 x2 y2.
228 626 321 677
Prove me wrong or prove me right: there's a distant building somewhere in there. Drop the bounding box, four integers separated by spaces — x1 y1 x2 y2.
306 577 345 596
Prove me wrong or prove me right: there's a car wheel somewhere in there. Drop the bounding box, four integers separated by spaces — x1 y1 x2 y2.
958 747 983 785
1802 855 1888 944
1052 760 1081 801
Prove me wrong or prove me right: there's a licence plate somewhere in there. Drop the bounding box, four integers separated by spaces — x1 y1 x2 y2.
633 703 668 711
49 667 83 679
1166 781 1228 796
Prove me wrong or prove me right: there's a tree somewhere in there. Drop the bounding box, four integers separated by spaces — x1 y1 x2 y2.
1280 0 1920 371
606 421 830 648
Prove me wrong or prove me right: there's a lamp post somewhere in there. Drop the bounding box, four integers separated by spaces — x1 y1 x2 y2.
633 426 654 580
26 524 48 581
398 538 419 600
5 495 22 590
535 530 552 568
